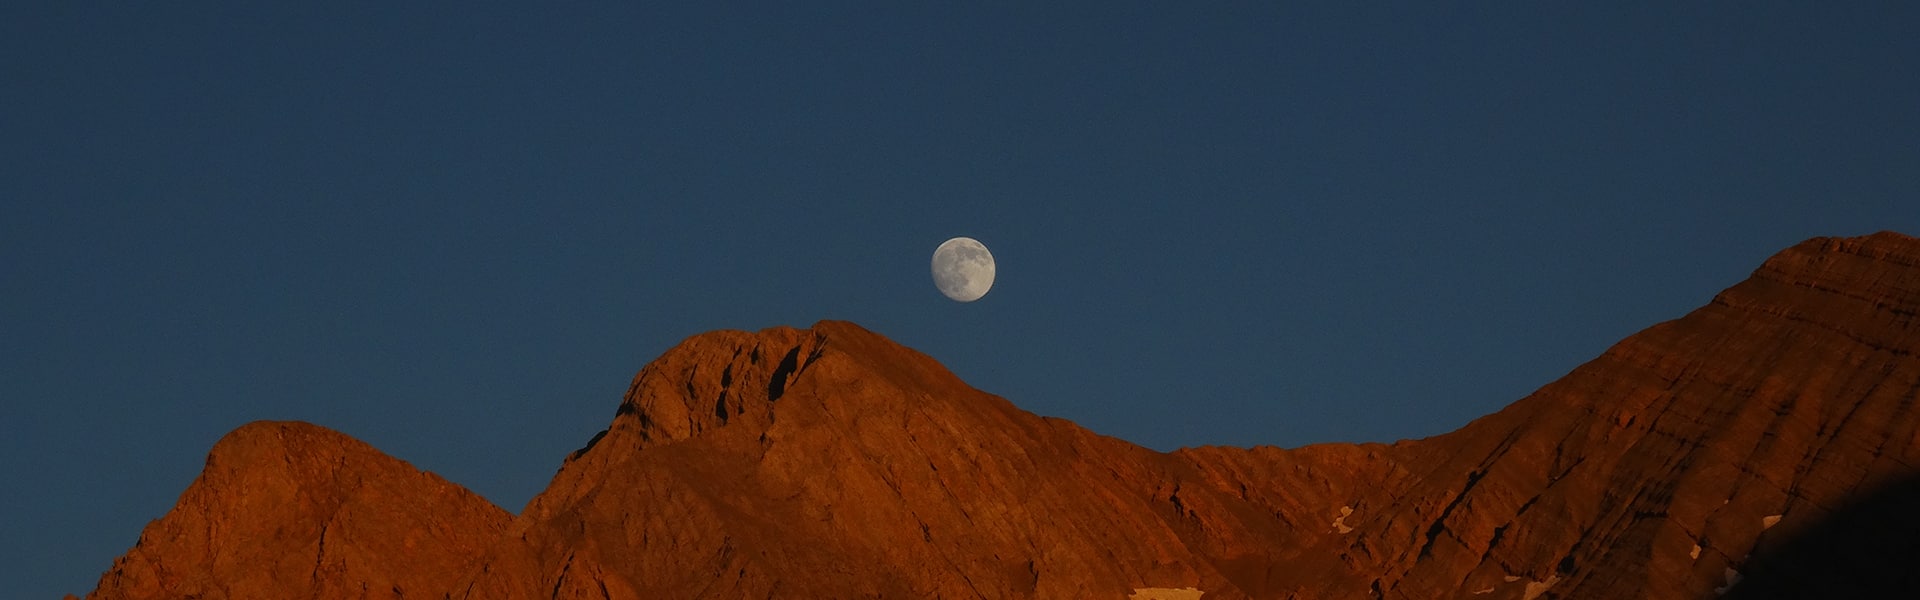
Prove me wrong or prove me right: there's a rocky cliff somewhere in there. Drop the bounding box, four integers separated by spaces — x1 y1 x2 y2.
77 232 1920 599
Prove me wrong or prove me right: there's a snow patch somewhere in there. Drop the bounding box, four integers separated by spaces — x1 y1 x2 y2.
1690 544 1701 559
1502 575 1522 583
1130 588 1204 600
1473 586 1495 595
1713 568 1742 595
1522 575 1561 600
1333 506 1355 533
1762 514 1782 529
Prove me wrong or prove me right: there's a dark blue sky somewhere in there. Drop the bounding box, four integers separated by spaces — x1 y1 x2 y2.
5 4 1917 596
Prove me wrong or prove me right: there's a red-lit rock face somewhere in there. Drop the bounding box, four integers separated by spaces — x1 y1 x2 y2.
83 421 510 600
79 232 1920 599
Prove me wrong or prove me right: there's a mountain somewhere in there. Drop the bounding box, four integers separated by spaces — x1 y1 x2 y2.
75 231 1920 599
79 422 511 600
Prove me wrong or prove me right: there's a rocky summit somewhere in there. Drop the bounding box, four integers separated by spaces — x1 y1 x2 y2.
76 232 1920 599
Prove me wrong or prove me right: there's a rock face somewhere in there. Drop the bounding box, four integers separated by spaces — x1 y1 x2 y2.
77 231 1920 598
83 422 511 600
1272 231 1920 600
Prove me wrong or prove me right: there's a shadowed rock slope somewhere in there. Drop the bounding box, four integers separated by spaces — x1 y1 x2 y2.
77 231 1920 599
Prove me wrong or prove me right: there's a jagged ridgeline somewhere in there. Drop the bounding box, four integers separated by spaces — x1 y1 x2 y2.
77 233 1920 599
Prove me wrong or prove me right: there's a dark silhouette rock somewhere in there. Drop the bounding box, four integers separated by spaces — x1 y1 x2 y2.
1720 470 1920 599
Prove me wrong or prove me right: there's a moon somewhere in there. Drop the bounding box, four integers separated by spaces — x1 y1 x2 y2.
931 237 995 302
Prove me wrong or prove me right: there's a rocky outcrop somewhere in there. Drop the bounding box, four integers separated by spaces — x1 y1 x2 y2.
74 231 1920 598
83 422 511 600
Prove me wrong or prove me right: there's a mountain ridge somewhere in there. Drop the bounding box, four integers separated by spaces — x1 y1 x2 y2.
75 231 1920 599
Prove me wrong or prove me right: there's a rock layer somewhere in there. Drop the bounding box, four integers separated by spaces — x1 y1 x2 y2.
77 231 1920 599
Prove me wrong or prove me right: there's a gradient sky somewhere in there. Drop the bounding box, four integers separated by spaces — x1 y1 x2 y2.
5 4 1918 597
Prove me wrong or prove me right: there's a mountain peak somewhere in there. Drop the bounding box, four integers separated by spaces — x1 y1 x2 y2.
573 320 966 457
1751 229 1920 286
83 421 509 600
484 319 1274 598
1705 230 1920 358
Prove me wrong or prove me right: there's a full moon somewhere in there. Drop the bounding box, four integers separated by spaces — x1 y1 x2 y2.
931 237 995 302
